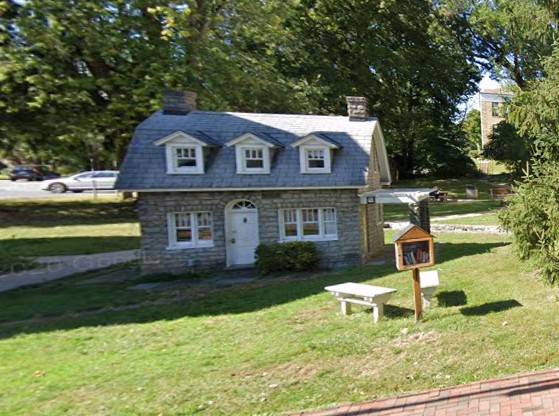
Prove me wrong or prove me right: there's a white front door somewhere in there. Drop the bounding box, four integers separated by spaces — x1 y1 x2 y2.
226 201 259 266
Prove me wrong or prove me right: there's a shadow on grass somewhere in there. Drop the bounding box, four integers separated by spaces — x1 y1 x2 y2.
435 242 509 264
460 300 522 316
436 290 468 307
0 200 137 228
0 236 140 257
0 241 512 339
384 304 414 319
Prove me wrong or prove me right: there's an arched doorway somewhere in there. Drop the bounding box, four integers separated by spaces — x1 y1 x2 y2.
225 200 259 267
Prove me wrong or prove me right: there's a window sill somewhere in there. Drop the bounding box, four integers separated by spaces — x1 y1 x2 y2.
236 171 271 175
279 236 338 243
300 170 331 174
166 171 204 175
166 243 214 250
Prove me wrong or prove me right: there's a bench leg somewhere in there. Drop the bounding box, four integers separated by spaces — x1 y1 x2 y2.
372 303 384 323
340 300 352 315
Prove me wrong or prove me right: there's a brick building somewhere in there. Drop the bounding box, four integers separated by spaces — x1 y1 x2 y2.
479 88 514 148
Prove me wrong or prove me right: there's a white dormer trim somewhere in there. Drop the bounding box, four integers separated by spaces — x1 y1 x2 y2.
155 131 208 174
291 134 339 174
372 123 392 185
226 133 276 174
291 134 340 150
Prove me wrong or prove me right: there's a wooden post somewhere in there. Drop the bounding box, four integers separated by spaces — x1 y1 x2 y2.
412 268 423 322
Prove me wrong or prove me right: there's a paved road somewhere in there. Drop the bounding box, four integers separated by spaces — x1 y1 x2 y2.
0 180 117 200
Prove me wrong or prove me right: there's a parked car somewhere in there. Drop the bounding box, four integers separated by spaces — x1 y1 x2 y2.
9 165 61 181
41 170 119 193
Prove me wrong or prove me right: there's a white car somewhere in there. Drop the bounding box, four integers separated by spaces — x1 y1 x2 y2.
41 170 119 193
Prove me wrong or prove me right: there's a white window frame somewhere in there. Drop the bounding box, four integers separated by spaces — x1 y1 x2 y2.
278 208 338 242
166 144 204 174
491 102 500 117
299 145 331 173
167 211 214 249
235 145 270 174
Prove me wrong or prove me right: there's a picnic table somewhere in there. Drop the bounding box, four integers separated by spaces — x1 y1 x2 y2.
324 282 397 323
430 191 448 203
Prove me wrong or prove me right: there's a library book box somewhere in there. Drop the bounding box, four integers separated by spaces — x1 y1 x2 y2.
392 224 435 271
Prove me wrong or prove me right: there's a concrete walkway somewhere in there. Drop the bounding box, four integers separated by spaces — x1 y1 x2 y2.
296 369 559 416
0 250 138 293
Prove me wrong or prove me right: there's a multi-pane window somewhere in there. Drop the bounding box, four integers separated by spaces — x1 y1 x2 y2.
244 148 264 169
168 212 213 248
282 209 298 237
306 149 325 169
298 145 331 173
280 208 337 241
175 147 197 168
166 144 203 174
491 102 501 117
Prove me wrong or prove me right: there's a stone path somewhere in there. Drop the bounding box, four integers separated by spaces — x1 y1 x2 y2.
386 210 509 234
0 250 138 293
296 369 559 416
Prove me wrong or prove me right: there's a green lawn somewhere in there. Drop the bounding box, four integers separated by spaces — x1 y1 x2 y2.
0 198 140 271
435 212 502 226
384 199 502 221
394 176 514 200
1 231 558 415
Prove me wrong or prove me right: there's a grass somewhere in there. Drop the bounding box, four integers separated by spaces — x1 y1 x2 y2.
2 231 559 415
384 199 501 221
393 176 514 200
435 212 502 226
0 198 140 270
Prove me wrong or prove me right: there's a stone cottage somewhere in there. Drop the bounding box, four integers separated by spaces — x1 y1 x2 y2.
117 91 392 274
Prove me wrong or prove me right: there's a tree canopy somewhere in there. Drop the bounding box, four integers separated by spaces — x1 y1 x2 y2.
1 0 480 176
0 0 315 168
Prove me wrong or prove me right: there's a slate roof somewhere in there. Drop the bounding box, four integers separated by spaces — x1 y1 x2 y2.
117 110 379 191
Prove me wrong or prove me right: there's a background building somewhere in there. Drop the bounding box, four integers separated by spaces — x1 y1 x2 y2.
479 88 514 148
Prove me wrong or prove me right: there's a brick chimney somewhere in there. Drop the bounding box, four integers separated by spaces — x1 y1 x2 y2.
162 90 197 115
346 96 368 120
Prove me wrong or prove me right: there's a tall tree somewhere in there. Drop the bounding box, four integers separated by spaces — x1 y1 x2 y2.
0 0 314 168
486 2 559 285
282 0 481 178
447 0 556 89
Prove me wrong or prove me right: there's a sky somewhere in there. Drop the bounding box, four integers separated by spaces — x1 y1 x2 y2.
479 74 501 90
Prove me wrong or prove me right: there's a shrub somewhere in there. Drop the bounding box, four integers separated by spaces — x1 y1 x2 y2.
500 152 559 285
255 241 319 275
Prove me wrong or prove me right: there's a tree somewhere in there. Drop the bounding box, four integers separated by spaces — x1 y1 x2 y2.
460 109 482 153
281 0 481 178
0 0 315 169
500 150 559 285
495 21 559 285
449 0 556 89
482 121 532 176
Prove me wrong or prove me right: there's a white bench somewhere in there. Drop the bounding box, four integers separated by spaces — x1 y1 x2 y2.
324 282 397 323
420 270 440 310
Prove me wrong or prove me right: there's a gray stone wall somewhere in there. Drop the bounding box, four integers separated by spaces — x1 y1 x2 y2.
138 189 365 275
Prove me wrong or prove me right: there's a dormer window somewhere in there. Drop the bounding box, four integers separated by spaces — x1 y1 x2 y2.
226 132 283 174
244 148 265 169
306 148 327 170
291 134 341 174
154 131 218 175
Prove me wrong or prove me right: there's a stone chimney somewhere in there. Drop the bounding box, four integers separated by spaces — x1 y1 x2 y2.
162 90 197 115
346 96 369 120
